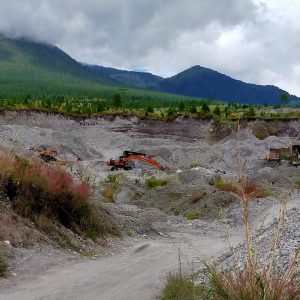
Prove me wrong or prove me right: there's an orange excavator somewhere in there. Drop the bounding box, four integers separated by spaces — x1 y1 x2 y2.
107 151 165 171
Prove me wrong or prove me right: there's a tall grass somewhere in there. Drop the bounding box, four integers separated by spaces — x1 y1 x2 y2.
0 154 118 238
161 123 300 299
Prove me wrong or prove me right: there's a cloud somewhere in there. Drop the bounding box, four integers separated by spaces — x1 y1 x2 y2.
0 0 299 95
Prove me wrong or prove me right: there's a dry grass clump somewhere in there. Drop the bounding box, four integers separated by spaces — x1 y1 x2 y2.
215 178 271 199
0 154 118 239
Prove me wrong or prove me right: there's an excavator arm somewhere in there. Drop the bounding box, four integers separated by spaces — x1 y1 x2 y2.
125 155 165 170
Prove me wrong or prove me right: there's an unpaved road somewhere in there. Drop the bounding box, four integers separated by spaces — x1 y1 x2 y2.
1 230 235 300
2 197 295 300
0 112 299 299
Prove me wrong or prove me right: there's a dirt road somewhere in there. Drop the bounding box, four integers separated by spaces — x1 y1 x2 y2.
1 230 232 300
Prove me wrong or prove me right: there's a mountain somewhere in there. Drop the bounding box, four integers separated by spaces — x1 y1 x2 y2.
87 65 163 89
154 66 298 105
0 36 118 98
0 35 298 105
88 64 299 105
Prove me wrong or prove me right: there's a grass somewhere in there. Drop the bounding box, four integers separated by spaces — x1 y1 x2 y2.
145 176 168 188
0 251 7 277
161 124 300 299
161 272 203 300
0 154 118 240
189 162 201 169
186 210 203 220
214 177 271 199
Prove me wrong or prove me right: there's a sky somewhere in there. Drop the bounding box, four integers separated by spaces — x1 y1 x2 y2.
0 0 300 95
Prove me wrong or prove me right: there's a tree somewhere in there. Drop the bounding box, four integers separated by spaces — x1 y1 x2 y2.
189 106 197 114
112 94 122 107
178 101 185 111
146 105 154 113
201 102 210 113
213 106 221 116
280 93 289 104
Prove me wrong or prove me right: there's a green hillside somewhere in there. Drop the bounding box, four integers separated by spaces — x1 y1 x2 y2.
0 36 195 104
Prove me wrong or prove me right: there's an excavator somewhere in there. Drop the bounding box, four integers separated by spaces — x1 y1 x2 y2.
107 151 165 171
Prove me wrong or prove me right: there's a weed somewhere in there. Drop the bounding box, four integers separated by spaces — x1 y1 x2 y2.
186 210 202 220
145 176 168 188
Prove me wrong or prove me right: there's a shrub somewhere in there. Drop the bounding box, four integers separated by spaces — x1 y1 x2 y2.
145 176 168 188
0 154 117 239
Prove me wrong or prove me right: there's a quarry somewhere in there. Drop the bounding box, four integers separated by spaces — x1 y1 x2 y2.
0 110 299 299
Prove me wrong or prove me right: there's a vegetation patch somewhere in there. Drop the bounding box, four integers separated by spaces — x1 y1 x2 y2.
161 272 203 300
214 177 271 199
189 162 201 169
0 154 118 240
145 176 168 189
0 251 8 277
186 210 202 220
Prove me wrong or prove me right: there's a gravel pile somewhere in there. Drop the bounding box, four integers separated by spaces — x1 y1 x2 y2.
219 204 300 275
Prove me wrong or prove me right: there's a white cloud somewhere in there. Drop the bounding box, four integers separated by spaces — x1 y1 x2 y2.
0 0 300 95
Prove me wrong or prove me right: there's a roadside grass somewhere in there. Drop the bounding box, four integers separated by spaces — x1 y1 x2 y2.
161 272 204 300
146 176 168 189
0 154 118 240
161 124 299 299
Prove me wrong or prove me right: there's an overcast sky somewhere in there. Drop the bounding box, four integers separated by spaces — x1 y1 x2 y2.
1 0 300 95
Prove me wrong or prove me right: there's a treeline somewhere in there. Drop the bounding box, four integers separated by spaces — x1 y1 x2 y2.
0 93 299 120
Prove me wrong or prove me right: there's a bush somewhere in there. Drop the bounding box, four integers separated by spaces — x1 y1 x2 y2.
0 154 117 239
145 176 168 188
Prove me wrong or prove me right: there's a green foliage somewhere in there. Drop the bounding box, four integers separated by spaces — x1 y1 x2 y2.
146 105 154 113
161 272 203 300
213 105 221 116
171 206 180 216
112 94 122 107
178 101 185 111
280 93 289 104
186 210 202 220
189 162 201 169
145 176 168 188
244 107 256 118
201 102 210 113
189 105 197 114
